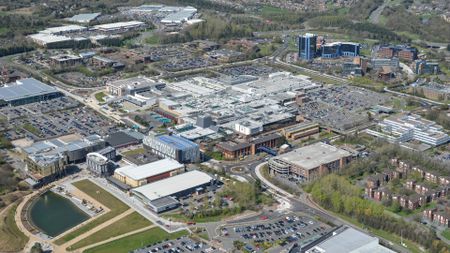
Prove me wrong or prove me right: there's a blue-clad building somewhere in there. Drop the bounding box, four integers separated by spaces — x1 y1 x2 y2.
143 134 200 163
298 33 317 60
321 42 360 58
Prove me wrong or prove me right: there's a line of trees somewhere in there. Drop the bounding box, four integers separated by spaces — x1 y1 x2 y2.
306 174 449 252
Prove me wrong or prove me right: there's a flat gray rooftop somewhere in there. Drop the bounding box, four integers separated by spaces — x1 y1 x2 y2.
306 227 394 253
273 142 351 170
0 78 59 102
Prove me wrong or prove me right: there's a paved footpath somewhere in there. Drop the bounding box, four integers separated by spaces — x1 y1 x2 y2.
74 224 157 253
55 208 135 252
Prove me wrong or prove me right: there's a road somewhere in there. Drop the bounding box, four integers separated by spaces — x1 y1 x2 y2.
384 86 448 106
369 0 388 24
253 162 411 253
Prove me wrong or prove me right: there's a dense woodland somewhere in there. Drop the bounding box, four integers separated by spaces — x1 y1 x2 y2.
306 174 449 252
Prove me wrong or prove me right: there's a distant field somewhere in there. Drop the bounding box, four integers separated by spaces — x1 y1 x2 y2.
54 180 129 245
260 5 291 16
68 211 152 250
0 203 29 252
83 227 188 253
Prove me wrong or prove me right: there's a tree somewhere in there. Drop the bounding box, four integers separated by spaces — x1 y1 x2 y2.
233 240 245 250
30 242 43 253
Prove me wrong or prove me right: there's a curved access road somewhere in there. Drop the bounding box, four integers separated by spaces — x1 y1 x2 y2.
254 162 410 253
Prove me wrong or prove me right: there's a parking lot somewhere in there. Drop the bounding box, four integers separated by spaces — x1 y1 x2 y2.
299 85 391 131
220 214 331 252
1 97 121 141
219 65 278 77
160 57 216 72
133 236 221 253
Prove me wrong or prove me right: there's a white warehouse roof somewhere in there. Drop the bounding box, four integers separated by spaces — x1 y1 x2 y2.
115 158 183 181
28 33 73 44
40 25 87 34
93 21 145 31
131 170 212 201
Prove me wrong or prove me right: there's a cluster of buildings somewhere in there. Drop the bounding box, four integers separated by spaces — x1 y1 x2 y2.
423 204 450 227
105 76 165 107
298 33 360 60
365 158 450 210
268 142 352 181
125 5 199 25
414 59 440 75
366 113 450 148
365 158 450 212
376 45 418 62
22 134 109 183
28 21 146 48
49 51 126 71
0 78 62 107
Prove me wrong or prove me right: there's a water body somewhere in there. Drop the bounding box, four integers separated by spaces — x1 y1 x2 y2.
29 191 89 237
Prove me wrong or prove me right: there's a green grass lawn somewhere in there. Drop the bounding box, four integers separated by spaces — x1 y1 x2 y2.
0 203 29 252
83 227 188 253
68 212 152 250
260 5 291 16
145 35 160 45
442 229 450 240
22 123 42 137
94 92 106 103
162 212 227 223
54 180 129 245
121 148 146 157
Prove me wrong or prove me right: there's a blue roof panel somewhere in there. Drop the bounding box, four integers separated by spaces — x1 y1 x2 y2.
157 135 198 151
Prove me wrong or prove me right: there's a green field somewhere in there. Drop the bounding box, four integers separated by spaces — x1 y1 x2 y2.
83 227 188 253
54 180 129 245
0 203 29 252
260 5 292 16
145 34 160 45
22 123 42 137
94 92 106 103
121 148 146 157
162 212 228 223
442 229 450 240
68 212 152 250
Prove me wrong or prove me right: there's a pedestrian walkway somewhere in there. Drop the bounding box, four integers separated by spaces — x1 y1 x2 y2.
56 208 135 252
74 224 157 253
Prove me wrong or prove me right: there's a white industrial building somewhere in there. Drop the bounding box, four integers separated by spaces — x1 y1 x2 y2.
40 25 87 34
366 113 450 146
234 120 263 136
160 6 197 24
28 33 74 48
131 170 214 213
92 21 145 32
113 158 184 187
66 13 101 24
305 226 395 253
